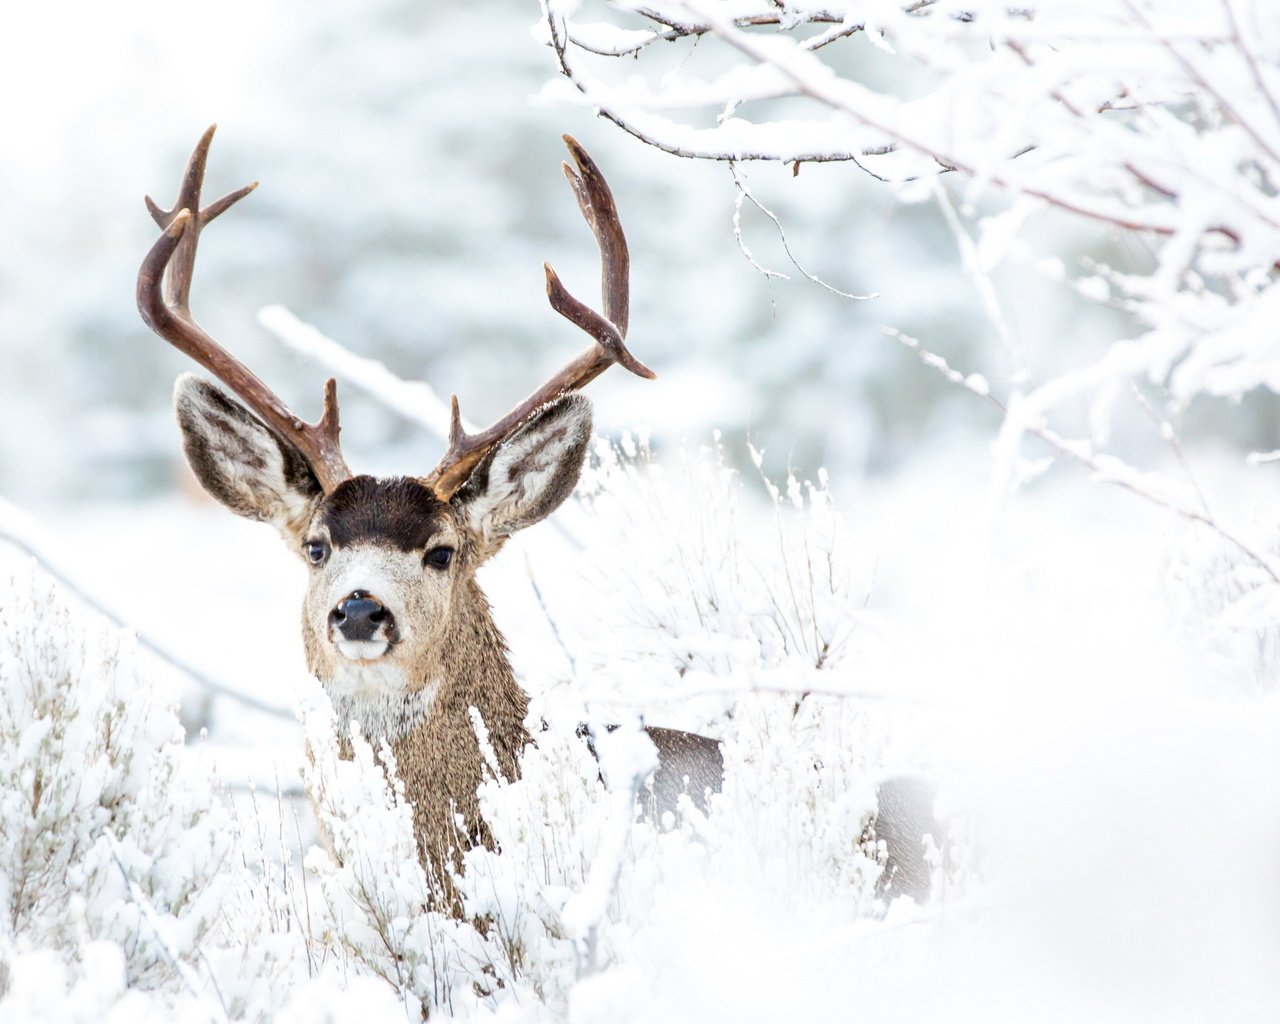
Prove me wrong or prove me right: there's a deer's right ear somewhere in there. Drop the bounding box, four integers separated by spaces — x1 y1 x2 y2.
174 374 323 541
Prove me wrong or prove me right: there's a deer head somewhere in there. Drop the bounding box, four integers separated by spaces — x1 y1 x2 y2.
137 127 652 700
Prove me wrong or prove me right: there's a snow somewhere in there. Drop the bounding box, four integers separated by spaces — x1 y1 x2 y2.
6 431 1280 1020
5 0 1280 1019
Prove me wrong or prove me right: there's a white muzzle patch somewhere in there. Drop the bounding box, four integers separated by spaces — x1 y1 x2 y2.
336 639 391 662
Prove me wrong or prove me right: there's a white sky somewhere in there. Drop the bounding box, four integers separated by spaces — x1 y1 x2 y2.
0 1 269 172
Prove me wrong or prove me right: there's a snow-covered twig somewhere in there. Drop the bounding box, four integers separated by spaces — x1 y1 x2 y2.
258 304 464 439
730 161 875 300
0 497 292 720
105 832 227 1021
564 5 863 59
886 327 1280 586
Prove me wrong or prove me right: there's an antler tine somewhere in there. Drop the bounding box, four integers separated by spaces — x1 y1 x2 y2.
137 126 352 494
559 134 629 339
423 136 655 501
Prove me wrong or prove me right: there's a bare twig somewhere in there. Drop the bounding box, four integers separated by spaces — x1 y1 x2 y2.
884 327 1280 587
1127 380 1215 520
0 519 293 720
525 551 578 674
729 161 876 300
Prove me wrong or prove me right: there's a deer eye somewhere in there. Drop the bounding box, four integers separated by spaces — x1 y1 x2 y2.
424 546 454 571
304 540 330 565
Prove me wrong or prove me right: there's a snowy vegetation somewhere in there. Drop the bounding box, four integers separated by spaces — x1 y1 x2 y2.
0 446 946 1021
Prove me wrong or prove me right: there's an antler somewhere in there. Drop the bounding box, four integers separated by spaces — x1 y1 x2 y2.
137 125 352 494
424 135 655 501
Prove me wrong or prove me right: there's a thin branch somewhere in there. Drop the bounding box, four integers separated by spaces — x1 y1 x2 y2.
730 161 876 300
0 519 293 720
729 163 786 315
567 9 857 58
1222 0 1280 139
226 778 306 798
596 103 891 164
884 327 1280 587
1127 380 1215 520
106 832 229 1021
524 551 578 674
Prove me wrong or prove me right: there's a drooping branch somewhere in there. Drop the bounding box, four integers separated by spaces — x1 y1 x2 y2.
543 0 1280 253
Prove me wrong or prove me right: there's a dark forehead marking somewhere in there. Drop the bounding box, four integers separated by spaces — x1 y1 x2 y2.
320 476 447 551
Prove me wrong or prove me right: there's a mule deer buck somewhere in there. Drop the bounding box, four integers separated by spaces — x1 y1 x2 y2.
137 127 933 914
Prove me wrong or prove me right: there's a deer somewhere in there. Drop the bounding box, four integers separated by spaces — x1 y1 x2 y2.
136 127 934 916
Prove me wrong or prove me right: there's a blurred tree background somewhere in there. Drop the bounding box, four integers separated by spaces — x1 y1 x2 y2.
0 0 1138 504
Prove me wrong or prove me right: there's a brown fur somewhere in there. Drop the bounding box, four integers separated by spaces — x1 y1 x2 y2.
325 572 530 915
321 476 448 552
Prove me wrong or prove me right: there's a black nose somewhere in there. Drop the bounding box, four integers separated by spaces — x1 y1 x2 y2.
329 591 391 642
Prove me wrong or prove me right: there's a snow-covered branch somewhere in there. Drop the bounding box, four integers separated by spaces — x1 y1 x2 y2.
0 496 292 720
258 305 463 440
541 0 1280 421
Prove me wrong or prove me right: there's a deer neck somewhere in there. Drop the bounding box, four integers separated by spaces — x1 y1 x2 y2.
429 577 529 774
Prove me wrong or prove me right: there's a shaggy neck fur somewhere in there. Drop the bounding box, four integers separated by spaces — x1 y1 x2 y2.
327 685 440 745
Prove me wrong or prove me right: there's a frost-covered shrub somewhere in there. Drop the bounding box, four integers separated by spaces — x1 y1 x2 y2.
573 436 880 723
462 713 612 1008
0 565 230 1012
0 438 935 1021
299 680 522 1018
467 441 937 1006
289 440 930 1019
1164 515 1280 693
206 782 330 1022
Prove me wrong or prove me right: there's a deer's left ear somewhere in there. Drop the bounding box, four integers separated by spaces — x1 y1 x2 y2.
454 393 592 543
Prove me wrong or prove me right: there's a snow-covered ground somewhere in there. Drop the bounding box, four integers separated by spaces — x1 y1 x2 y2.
4 433 1279 1021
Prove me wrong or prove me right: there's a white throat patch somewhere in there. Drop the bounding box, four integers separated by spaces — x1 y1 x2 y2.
326 680 441 745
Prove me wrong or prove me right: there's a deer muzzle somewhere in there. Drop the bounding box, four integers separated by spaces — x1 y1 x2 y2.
329 590 398 659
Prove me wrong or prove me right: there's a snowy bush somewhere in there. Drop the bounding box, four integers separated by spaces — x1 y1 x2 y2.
299 680 520 1019
272 438 932 1020
572 435 886 716
0 434 963 1022
541 0 1280 670
0 565 230 1015
571 441 935 888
